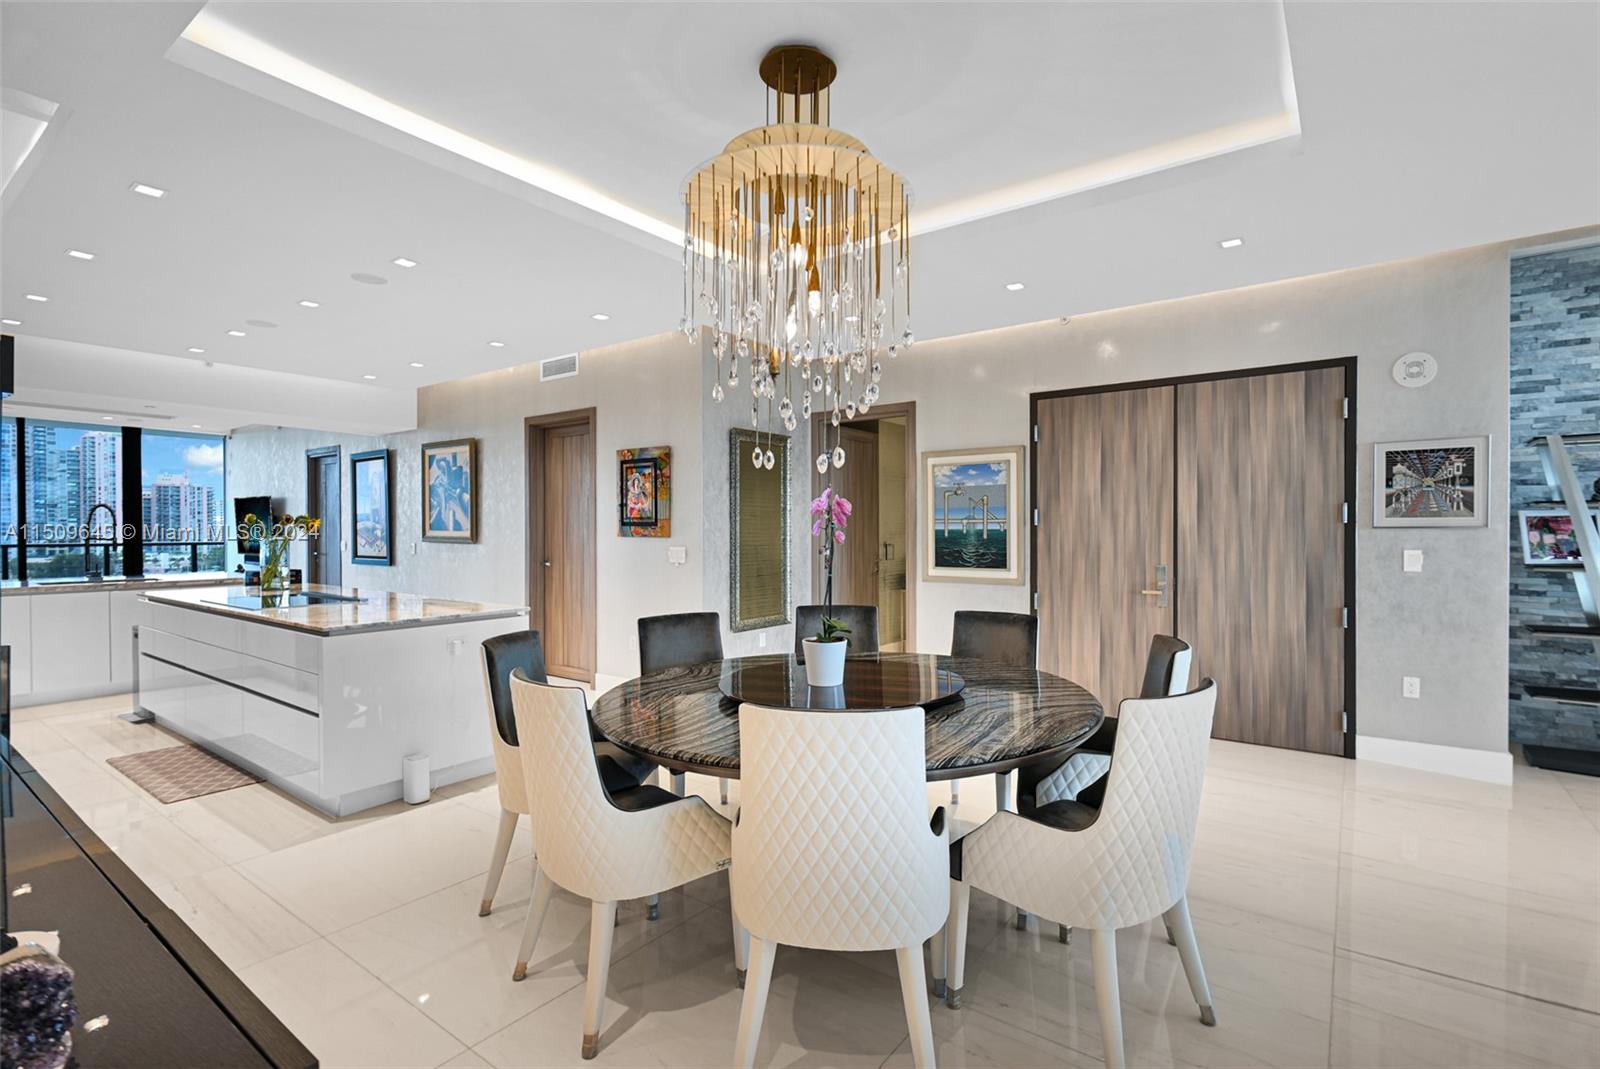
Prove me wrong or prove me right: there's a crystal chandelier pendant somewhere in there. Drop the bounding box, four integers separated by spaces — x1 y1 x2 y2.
832 445 846 469
681 44 913 471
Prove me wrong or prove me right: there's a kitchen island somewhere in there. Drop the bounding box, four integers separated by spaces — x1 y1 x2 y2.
135 584 526 815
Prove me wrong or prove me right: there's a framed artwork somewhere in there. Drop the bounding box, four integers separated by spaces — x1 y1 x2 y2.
350 448 393 565
1373 436 1490 527
1518 508 1597 566
921 445 1025 584
618 445 671 537
421 438 478 543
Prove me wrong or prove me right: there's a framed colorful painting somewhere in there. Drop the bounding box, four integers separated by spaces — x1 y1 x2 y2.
921 445 1025 584
421 438 478 543
618 445 671 537
1373 436 1490 527
350 448 393 565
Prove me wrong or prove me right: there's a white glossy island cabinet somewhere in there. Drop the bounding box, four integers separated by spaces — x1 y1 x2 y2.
136 585 527 815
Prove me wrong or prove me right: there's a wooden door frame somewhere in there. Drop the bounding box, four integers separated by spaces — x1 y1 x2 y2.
809 400 918 651
1029 357 1357 758
305 446 341 586
524 407 598 683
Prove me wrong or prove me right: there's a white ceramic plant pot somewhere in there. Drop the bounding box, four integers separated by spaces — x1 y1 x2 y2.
802 638 847 687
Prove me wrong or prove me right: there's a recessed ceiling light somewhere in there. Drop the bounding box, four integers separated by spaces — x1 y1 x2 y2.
590 312 610 321
226 329 246 337
191 424 203 430
363 373 377 380
187 347 206 353
391 257 418 268
408 361 425 368
1005 282 1025 291
66 249 96 260
130 182 166 198
24 294 48 302
101 416 113 421
298 300 320 308
0 319 19 326
488 340 505 348
1218 237 1244 249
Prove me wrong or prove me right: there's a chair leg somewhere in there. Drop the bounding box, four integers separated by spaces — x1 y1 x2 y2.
1165 896 1216 1025
511 863 555 981
1091 928 1125 1069
669 771 686 796
994 770 1012 812
1015 909 1029 931
929 924 947 999
731 905 751 987
719 777 730 805
1163 915 1177 946
949 778 960 804
1059 924 1072 944
733 936 778 1069
479 808 518 916
946 880 970 1009
895 945 938 1069
580 900 618 1060
646 893 660 921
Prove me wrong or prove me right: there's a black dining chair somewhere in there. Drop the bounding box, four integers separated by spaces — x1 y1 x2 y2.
637 611 728 801
792 604 881 657
947 611 1038 806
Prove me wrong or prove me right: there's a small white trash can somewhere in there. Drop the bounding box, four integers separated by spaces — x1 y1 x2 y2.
402 753 431 805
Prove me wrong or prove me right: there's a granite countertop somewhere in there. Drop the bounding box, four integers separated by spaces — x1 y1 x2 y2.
140 583 528 637
1 572 243 596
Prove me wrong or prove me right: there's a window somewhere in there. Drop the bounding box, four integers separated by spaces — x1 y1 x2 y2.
22 419 125 578
1 417 16 579
140 430 226 574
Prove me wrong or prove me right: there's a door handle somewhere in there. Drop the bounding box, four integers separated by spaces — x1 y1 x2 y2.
543 560 552 568
1139 564 1170 609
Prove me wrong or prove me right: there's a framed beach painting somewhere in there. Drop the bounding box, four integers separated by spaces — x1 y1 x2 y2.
422 438 478 543
1373 436 1489 527
617 445 671 537
350 448 393 565
922 445 1025 585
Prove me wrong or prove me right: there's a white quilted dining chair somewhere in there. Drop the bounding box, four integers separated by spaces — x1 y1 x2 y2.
731 702 949 1069
945 680 1219 1069
508 670 738 1061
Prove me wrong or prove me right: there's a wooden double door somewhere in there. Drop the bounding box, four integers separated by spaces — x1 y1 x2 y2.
1033 363 1350 754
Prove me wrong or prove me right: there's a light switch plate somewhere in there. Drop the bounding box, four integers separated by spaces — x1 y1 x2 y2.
1403 549 1424 573
1403 676 1421 699
667 545 687 566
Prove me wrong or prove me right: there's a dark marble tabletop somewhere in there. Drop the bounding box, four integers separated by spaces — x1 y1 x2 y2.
591 652 1104 780
719 652 966 710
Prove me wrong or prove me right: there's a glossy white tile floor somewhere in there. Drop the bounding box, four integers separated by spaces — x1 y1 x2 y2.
13 691 1600 1069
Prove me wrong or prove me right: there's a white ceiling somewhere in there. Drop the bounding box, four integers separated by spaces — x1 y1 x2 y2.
1 1 1596 431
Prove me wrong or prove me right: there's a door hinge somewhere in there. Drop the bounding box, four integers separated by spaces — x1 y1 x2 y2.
1342 606 1349 629
1032 507 1040 526
1032 591 1040 611
1342 397 1350 419
1341 501 1349 524
1032 424 1040 443
1341 710 1349 733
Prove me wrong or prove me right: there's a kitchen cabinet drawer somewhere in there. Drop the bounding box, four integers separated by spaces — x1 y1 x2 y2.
32 591 110 692
239 693 320 793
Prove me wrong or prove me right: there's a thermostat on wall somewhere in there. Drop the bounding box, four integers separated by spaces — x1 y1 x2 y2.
1392 351 1437 388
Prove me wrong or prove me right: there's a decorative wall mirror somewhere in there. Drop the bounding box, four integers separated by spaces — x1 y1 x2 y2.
729 428 791 632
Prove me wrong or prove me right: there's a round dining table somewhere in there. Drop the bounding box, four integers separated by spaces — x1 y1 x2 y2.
590 652 1104 780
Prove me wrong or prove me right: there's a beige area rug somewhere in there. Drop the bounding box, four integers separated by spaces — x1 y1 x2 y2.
107 744 261 803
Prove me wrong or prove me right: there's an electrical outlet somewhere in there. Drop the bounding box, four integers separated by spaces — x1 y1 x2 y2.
1403 549 1424 573
1402 676 1421 699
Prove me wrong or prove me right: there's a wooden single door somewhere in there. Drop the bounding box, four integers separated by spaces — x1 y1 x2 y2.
538 421 597 682
306 450 341 587
832 426 880 605
1035 387 1176 711
1176 368 1346 753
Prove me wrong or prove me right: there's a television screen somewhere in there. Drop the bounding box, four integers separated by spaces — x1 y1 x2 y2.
234 496 273 558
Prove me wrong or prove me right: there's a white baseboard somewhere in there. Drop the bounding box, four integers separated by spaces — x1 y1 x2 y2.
1356 734 1513 784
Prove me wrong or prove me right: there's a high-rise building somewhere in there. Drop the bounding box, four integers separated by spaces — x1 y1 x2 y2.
148 473 188 541
80 430 121 536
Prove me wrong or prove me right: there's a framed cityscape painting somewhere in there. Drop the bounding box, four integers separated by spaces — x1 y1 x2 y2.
922 445 1025 584
421 438 478 543
618 445 671 537
1373 436 1490 527
350 448 393 564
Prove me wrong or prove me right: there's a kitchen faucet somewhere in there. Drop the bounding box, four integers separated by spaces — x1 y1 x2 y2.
84 502 117 579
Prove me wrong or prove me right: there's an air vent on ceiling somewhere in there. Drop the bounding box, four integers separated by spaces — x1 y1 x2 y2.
540 353 579 382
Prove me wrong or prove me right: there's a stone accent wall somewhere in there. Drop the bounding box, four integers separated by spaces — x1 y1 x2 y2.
1508 244 1600 751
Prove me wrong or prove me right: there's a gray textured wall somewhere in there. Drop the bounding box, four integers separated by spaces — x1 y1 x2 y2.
1507 243 1600 751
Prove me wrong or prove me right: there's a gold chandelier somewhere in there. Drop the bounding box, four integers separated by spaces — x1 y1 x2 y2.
681 45 913 471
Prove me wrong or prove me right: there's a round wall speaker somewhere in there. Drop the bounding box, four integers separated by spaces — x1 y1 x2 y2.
1392 351 1437 388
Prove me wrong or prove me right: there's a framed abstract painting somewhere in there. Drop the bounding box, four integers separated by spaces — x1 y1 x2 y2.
350 448 393 564
421 438 478 543
617 445 671 537
1373 436 1490 527
921 445 1025 584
